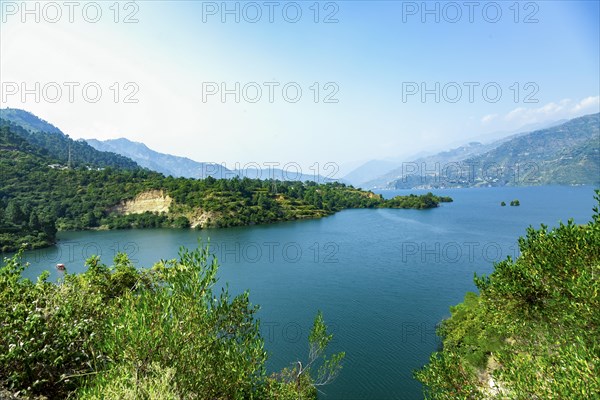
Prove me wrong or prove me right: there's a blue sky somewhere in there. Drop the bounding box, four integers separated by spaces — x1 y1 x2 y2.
1 1 599 174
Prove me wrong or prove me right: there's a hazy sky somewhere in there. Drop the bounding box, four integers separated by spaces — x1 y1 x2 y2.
1 1 599 174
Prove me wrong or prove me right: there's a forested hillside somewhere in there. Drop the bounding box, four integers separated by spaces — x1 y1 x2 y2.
0 108 64 135
0 116 140 170
0 124 451 252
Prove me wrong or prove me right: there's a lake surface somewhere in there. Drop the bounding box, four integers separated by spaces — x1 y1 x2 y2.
10 185 598 399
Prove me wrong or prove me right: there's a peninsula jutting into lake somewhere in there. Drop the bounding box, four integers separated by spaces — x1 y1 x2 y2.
0 112 452 252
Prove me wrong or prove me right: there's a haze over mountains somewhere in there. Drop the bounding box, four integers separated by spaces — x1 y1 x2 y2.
86 138 336 182
342 119 571 189
352 142 498 189
444 113 599 188
346 114 599 189
86 138 231 179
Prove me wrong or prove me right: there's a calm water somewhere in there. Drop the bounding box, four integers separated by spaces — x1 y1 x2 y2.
9 186 598 399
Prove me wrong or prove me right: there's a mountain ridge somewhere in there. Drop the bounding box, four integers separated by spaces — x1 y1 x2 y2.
343 113 599 189
86 137 231 179
0 110 141 170
388 113 600 189
344 118 577 188
0 108 64 136
86 137 339 183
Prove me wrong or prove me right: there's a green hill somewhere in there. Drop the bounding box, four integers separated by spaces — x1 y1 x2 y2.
0 109 140 170
0 123 451 252
0 108 64 136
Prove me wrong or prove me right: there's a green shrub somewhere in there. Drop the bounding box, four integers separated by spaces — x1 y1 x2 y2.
0 251 109 395
416 190 600 398
0 245 342 399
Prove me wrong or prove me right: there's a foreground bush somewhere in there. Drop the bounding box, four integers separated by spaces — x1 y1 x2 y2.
415 191 600 398
0 245 343 399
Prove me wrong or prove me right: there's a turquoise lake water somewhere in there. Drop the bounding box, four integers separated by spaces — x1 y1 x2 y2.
12 185 598 399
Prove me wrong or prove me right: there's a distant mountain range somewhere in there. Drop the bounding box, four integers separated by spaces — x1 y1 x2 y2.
360 141 502 189
440 113 600 188
345 114 599 189
3 108 597 188
86 137 336 183
86 138 231 179
342 121 569 189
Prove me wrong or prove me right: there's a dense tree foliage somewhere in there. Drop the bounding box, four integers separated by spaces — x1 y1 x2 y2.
415 191 600 398
384 193 452 209
0 246 342 399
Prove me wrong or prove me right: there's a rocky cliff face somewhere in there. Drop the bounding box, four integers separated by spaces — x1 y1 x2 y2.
110 190 173 215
